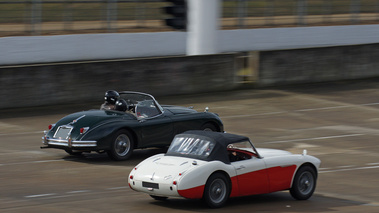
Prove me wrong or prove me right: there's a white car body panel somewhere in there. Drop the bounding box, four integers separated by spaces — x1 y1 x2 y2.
128 131 321 203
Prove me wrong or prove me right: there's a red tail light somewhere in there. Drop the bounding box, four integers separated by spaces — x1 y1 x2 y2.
48 124 53 130
173 181 177 185
129 175 133 180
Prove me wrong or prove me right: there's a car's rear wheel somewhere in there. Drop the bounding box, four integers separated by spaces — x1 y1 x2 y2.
203 173 230 208
150 195 168 201
107 129 134 161
290 165 317 200
201 123 217 132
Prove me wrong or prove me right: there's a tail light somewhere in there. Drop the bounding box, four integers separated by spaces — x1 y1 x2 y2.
80 127 89 134
48 124 55 130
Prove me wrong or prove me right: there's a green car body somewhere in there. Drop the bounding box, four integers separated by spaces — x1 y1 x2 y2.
42 91 224 161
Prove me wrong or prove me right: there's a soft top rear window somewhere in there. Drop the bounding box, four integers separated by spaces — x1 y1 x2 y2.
167 135 216 157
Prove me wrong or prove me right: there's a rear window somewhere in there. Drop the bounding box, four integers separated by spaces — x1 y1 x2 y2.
167 136 216 157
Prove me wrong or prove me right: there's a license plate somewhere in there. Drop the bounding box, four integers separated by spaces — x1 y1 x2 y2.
142 181 159 189
54 126 73 139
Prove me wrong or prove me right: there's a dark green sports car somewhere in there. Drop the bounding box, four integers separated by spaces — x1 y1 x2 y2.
41 91 224 161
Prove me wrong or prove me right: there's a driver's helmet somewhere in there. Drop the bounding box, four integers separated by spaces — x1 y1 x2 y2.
115 99 127 112
104 90 119 105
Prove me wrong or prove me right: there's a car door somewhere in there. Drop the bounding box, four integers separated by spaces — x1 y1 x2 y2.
232 157 269 196
136 101 174 147
263 157 297 193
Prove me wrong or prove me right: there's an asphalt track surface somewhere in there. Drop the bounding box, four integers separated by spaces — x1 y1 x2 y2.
1 79 379 212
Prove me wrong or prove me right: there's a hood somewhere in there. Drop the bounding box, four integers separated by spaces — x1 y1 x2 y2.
162 105 197 115
256 148 292 158
134 155 197 184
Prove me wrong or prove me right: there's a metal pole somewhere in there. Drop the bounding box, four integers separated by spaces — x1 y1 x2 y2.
64 0 73 31
187 0 221 55
350 0 360 23
265 0 274 26
31 0 42 35
106 0 117 32
237 0 247 28
297 0 307 26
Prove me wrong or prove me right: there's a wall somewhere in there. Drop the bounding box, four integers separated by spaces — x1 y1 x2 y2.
0 54 236 109
258 43 379 85
2 43 379 110
2 25 379 66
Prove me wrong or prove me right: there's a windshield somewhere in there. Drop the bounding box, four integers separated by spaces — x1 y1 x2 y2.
167 136 216 157
119 92 163 119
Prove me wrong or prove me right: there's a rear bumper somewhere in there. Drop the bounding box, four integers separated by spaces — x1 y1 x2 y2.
42 136 97 148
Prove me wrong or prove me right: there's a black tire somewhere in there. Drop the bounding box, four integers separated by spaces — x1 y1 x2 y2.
201 123 218 132
203 173 230 208
107 129 134 161
65 150 83 156
150 195 168 201
290 165 317 200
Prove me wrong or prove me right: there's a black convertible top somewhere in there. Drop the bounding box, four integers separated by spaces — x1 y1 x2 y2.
166 130 258 164
181 130 250 148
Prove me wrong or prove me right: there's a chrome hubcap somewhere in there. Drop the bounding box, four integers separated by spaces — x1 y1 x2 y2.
115 134 130 156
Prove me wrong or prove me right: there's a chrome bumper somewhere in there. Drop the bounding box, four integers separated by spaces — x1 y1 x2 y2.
42 136 97 148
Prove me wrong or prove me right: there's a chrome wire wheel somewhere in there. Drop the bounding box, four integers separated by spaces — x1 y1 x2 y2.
107 130 134 161
115 134 130 156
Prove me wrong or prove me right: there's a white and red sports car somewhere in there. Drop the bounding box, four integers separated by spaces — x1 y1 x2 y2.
128 131 321 208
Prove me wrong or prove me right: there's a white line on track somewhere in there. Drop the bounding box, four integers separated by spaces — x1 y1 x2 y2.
320 165 379 173
0 159 65 167
25 193 57 198
0 131 43 136
67 190 91 194
221 102 379 119
264 133 364 144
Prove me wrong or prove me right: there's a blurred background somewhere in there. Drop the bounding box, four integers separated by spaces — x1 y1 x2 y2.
1 0 379 37
1 1 379 212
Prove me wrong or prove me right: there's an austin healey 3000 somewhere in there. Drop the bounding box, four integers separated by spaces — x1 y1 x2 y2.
128 130 321 208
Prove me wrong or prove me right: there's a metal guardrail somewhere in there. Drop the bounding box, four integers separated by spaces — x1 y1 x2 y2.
0 0 378 37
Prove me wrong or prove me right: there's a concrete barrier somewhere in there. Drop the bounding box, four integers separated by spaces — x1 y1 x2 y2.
1 43 379 110
0 54 236 109
258 43 379 85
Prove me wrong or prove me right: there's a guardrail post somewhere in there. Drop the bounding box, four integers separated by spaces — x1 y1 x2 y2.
31 0 42 35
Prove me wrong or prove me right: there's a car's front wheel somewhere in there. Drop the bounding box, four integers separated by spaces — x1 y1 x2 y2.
107 129 134 161
290 165 317 200
201 123 218 132
203 173 230 208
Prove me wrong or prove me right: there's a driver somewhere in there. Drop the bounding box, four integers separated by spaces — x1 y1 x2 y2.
100 90 119 110
115 99 128 112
